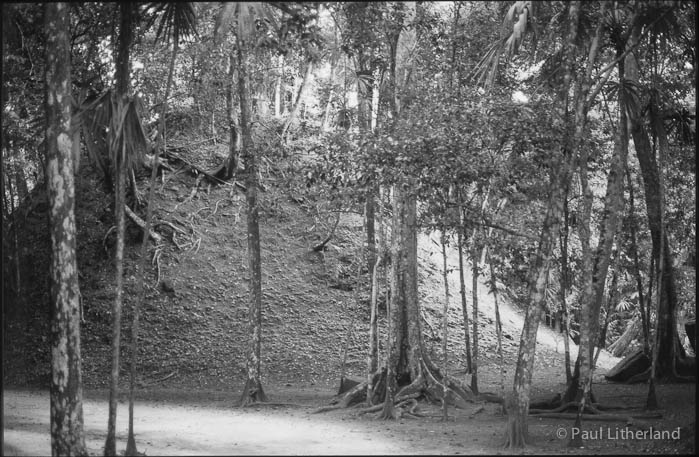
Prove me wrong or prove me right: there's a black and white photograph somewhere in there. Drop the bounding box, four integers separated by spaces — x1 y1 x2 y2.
2 1 696 455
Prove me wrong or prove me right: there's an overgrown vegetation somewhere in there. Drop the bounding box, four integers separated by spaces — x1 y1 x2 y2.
2 1 695 455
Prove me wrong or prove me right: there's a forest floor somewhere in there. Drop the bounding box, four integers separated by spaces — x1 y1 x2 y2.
3 135 696 455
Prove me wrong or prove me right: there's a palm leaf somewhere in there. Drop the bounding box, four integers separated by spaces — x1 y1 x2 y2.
145 2 198 46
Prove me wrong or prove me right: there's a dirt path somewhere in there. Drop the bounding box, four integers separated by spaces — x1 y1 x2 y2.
5 381 694 455
4 388 505 455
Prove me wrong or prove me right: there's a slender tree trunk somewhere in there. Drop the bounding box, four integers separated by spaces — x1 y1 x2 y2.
106 140 126 457
470 230 480 395
370 67 380 132
125 26 179 457
274 54 284 118
45 3 88 454
321 58 336 132
106 4 133 455
457 214 472 374
625 167 650 354
224 50 241 179
281 59 313 142
440 230 450 421
505 2 581 448
559 185 572 383
238 34 267 407
366 197 382 405
487 249 506 398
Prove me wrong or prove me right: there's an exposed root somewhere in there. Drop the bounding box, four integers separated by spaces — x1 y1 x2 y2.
239 379 268 407
242 402 305 408
125 204 163 243
529 401 605 415
310 404 344 414
530 412 663 421
356 393 421 416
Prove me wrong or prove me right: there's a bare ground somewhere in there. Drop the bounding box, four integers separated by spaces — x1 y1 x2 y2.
3 380 695 455
3 148 695 455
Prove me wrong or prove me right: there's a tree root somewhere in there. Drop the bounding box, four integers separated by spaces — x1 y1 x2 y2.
125 204 163 243
242 402 305 408
356 394 421 416
530 401 606 415
529 412 663 421
239 379 268 407
310 404 345 414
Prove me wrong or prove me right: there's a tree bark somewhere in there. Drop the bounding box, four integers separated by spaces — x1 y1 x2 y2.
223 50 241 180
470 232 480 394
505 2 581 449
106 4 134 455
625 14 684 381
440 231 451 420
559 185 573 383
274 54 284 119
625 167 650 354
45 3 88 454
238 32 267 407
456 194 472 374
281 58 313 142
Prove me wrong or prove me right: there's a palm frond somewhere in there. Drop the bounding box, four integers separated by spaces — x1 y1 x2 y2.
145 2 198 46
470 0 536 88
503 1 534 58
215 2 279 45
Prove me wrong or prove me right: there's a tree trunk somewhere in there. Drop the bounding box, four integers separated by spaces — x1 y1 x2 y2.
559 184 572 383
470 234 480 394
381 184 405 419
625 167 650 354
125 23 179 456
626 17 683 381
457 217 472 374
45 3 88 454
224 50 241 180
366 196 382 405
321 56 336 132
106 4 134 455
281 58 313 142
238 33 267 407
370 67 380 132
274 54 284 118
505 2 581 448
608 317 641 358
487 250 506 398
440 230 451 421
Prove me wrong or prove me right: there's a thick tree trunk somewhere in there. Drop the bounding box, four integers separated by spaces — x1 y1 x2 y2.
45 3 88 454
626 18 684 381
608 317 641 358
238 34 267 407
381 185 405 419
